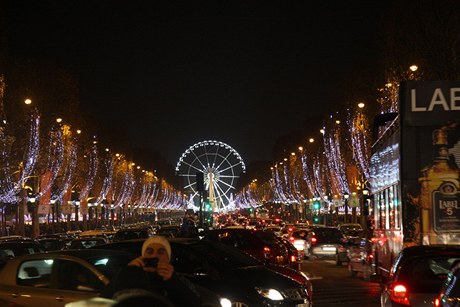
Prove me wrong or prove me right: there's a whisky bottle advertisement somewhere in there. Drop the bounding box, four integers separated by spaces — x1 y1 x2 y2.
419 124 460 243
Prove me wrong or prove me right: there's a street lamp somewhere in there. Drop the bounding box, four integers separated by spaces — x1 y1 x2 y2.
50 199 57 231
343 192 349 223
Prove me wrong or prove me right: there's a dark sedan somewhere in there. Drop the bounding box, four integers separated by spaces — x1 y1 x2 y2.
381 245 460 307
203 228 290 266
94 238 312 306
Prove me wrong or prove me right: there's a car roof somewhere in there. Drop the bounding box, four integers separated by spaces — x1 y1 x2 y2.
400 245 460 257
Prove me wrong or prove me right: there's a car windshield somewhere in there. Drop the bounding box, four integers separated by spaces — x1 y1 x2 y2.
313 228 343 242
396 255 460 292
252 231 279 244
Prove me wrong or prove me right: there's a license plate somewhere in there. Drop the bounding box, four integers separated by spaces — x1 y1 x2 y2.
296 303 309 307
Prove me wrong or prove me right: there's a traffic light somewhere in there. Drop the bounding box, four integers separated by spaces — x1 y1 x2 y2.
313 216 319 223
313 201 320 210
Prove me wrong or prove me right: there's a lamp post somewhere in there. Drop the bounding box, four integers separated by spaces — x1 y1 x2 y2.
361 187 370 233
344 192 349 224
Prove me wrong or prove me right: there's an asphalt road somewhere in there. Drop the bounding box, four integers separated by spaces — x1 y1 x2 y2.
301 258 382 307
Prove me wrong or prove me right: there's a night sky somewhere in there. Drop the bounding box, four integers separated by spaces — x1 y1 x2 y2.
3 1 383 166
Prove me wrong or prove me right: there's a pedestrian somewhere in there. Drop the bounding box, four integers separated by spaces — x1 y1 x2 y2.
101 236 201 307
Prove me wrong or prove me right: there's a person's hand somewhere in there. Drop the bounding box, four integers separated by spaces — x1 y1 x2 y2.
129 256 173 280
156 262 174 281
128 256 146 268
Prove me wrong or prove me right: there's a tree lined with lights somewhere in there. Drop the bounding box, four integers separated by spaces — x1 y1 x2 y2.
0 70 186 236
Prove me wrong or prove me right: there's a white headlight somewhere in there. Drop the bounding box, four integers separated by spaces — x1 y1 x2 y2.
255 287 284 301
219 298 232 307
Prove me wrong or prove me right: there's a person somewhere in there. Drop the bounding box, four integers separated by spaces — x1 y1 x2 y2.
101 236 201 307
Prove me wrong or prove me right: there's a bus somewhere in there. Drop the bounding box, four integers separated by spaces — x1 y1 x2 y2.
370 80 460 280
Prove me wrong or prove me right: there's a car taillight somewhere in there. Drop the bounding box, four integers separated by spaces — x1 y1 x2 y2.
289 236 295 243
367 254 374 262
434 297 440 307
311 237 317 245
290 255 297 262
263 246 271 258
389 283 411 306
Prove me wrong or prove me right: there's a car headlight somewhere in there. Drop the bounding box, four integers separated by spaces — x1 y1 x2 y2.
219 298 232 307
255 287 284 301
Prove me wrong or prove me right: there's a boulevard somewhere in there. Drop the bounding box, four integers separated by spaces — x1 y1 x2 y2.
301 258 381 307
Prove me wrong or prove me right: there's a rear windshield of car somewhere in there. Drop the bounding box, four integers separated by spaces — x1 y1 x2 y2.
312 228 343 242
398 255 460 292
114 229 150 241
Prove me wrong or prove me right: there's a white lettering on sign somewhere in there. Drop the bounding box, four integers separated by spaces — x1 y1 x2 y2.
411 87 460 112
439 199 459 216
439 200 459 209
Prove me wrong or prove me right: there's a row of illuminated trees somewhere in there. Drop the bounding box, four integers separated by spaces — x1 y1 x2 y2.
235 0 460 220
234 66 421 225
0 79 186 238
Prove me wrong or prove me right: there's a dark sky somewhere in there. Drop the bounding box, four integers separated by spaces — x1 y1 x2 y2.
4 1 383 166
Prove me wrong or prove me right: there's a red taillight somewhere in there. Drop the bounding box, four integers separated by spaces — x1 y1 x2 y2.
290 255 296 262
263 246 270 258
389 284 411 306
311 237 317 245
288 227 294 232
434 297 440 307
289 236 295 243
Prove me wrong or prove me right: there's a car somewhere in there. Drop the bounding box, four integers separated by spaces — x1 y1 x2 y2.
37 236 70 251
0 235 29 242
0 240 46 261
0 249 137 307
68 237 108 249
278 236 304 270
289 229 309 259
305 226 348 265
337 223 363 238
380 245 460 307
78 230 111 242
203 228 290 266
264 225 282 237
434 260 460 307
112 227 153 242
93 237 313 306
347 236 377 280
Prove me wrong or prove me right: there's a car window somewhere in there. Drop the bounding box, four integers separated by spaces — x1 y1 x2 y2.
70 239 105 249
56 260 104 292
85 252 136 280
0 244 45 258
397 256 460 291
114 230 149 241
17 259 52 288
292 231 308 239
253 231 278 243
312 228 343 241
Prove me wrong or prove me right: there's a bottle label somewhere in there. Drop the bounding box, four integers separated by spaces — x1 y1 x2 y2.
433 182 460 232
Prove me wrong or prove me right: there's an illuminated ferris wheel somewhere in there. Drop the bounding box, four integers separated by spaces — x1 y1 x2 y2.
175 140 246 212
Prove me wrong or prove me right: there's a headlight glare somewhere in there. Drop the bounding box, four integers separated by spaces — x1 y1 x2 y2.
255 287 284 301
219 298 232 307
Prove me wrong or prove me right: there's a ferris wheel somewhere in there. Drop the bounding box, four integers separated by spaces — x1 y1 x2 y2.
175 140 246 212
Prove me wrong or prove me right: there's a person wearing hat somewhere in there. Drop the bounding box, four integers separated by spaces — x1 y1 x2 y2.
101 236 201 307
